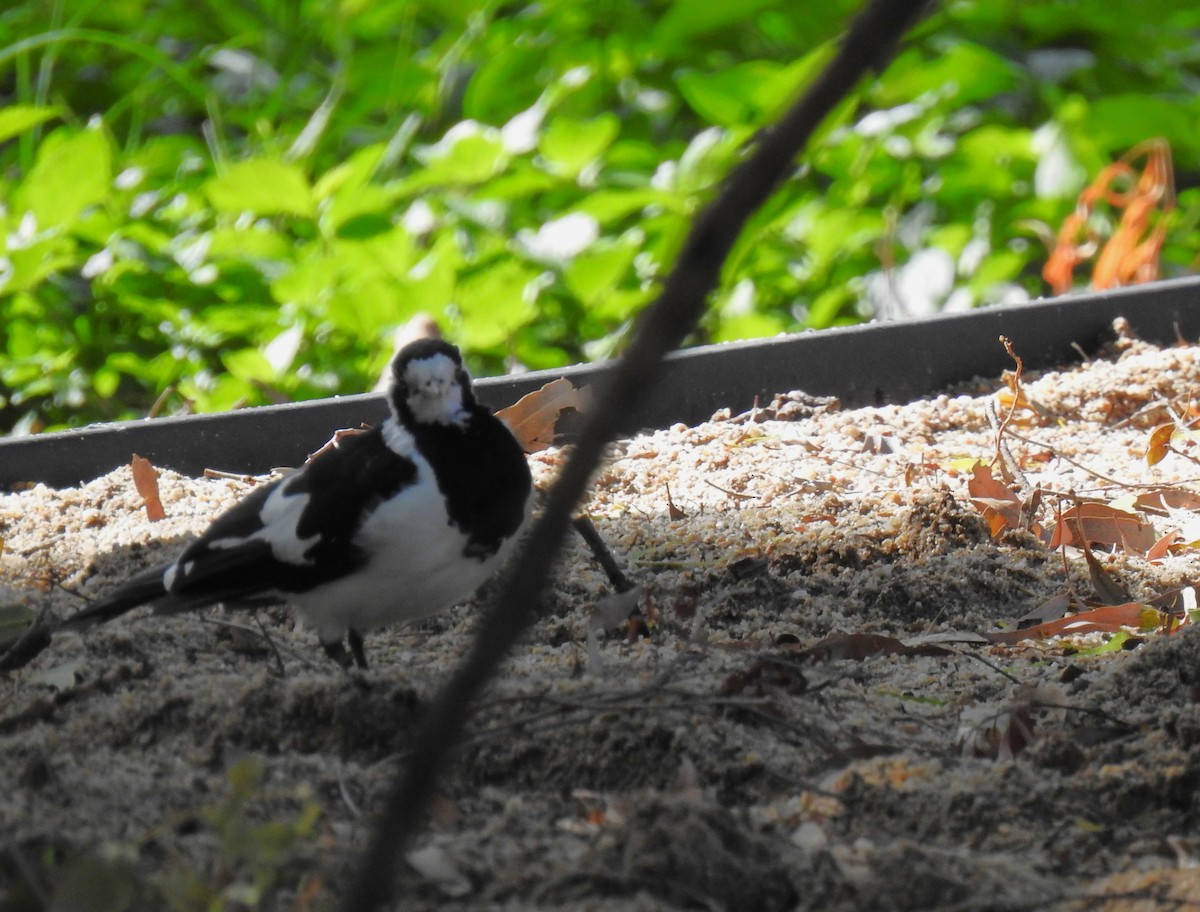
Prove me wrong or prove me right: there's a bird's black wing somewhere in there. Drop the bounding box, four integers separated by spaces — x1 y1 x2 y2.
65 427 420 627
164 426 420 604
60 562 173 628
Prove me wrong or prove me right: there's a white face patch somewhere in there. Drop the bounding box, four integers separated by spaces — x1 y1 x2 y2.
400 353 467 426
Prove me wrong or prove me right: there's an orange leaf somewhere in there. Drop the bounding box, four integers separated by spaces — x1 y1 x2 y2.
496 379 589 454
1048 501 1157 555
1042 139 1174 293
967 463 1022 537
1145 422 1176 466
1146 530 1182 562
989 603 1164 644
131 454 166 522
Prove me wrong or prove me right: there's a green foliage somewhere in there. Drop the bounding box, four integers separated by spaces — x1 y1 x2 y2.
158 758 324 911
8 758 326 912
0 0 1198 431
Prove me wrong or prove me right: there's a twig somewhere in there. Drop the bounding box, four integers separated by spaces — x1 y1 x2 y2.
198 614 318 671
703 478 757 500
254 612 288 677
571 515 635 592
1002 426 1200 489
0 607 54 672
335 4 935 910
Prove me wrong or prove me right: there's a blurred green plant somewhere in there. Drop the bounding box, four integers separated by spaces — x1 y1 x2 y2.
6 757 325 912
0 0 1198 431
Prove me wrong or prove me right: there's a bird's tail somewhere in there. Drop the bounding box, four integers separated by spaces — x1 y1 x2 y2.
59 565 170 630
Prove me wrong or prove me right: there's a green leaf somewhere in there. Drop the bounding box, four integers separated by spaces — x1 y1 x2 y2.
1082 95 1200 156
404 126 508 190
16 126 112 229
0 104 60 143
677 62 783 127
565 235 638 304
221 348 276 383
571 189 677 225
325 278 407 337
875 42 1018 108
654 0 779 49
204 159 315 218
454 260 540 349
540 114 620 175
713 311 787 343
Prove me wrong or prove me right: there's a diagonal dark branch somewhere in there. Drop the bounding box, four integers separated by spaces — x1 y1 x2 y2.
337 1 933 908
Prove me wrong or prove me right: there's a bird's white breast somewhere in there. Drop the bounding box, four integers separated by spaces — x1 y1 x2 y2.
288 454 522 644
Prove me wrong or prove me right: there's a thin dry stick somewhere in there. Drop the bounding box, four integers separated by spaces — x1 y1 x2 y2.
336 2 934 909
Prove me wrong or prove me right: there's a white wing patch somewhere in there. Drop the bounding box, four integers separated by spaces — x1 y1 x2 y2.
381 416 416 458
204 476 321 566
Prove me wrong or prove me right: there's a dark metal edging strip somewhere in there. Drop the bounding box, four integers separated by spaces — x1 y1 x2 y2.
3 276 1199 489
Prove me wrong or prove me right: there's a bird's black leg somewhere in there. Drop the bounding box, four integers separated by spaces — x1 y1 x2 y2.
572 514 635 592
323 640 354 670
348 628 369 670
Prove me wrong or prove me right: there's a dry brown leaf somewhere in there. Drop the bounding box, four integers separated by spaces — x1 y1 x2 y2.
1015 590 1082 627
130 454 166 522
1074 533 1132 605
1134 486 1200 514
496 378 589 453
966 462 1022 537
664 482 687 520
1048 501 1158 555
957 685 1068 760
1148 584 1198 620
1145 529 1181 562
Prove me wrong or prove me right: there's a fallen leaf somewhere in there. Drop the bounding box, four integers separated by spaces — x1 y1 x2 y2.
967 462 1022 537
1076 538 1131 605
957 685 1068 760
665 481 687 519
1134 486 1200 514
1149 584 1198 619
1146 529 1181 561
1015 590 1082 628
1145 422 1176 466
989 602 1165 644
994 386 1043 424
1048 501 1158 555
496 378 589 453
131 454 166 521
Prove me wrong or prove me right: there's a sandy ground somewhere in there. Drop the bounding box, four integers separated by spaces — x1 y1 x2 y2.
5 323 1200 911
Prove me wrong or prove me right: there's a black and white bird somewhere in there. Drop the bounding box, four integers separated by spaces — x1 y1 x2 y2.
63 339 533 670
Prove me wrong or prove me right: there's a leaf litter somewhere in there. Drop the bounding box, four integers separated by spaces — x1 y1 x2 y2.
5 324 1200 908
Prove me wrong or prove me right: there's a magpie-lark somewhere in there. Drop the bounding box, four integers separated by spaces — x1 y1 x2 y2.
64 339 533 670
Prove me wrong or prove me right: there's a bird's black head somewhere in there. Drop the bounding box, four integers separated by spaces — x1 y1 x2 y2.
387 338 476 428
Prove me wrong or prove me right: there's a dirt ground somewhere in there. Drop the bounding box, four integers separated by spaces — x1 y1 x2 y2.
5 322 1200 911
